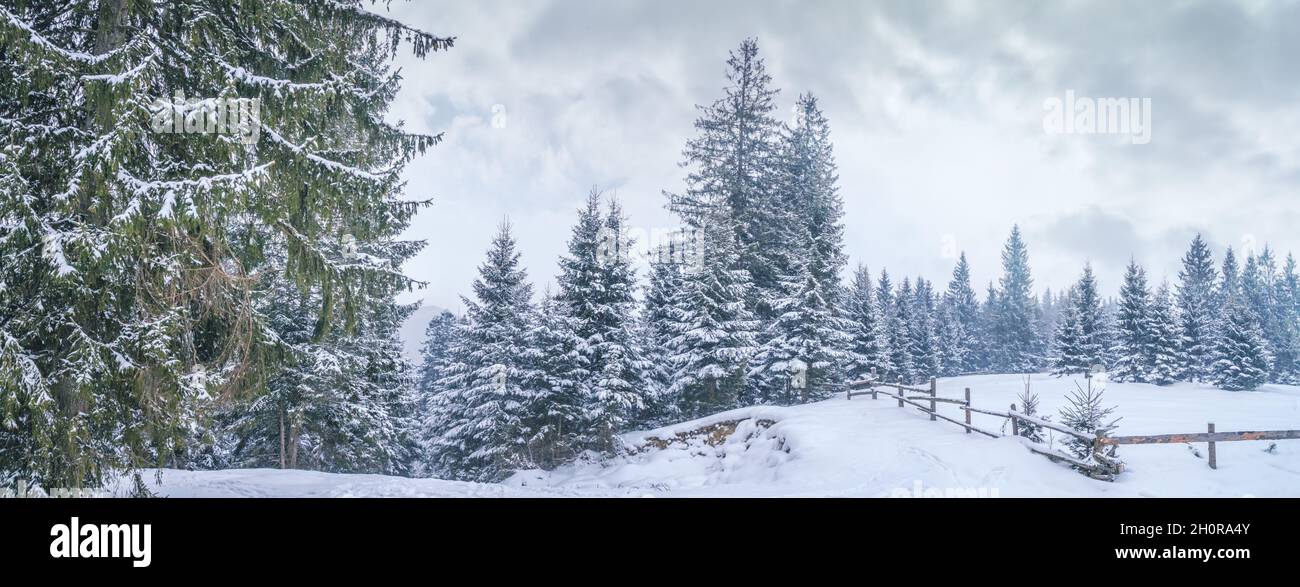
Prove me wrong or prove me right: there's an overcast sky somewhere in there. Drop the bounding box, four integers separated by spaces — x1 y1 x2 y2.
380 0 1300 335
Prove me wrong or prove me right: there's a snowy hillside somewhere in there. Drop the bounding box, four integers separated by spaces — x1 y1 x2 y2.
130 374 1300 497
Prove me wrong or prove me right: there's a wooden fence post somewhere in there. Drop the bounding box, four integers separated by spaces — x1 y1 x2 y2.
963 388 971 434
929 377 937 421
871 368 878 400
896 384 904 408
1208 422 1217 470
1010 403 1019 437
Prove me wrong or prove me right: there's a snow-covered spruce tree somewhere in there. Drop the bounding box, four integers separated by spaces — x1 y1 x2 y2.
778 93 847 306
944 253 980 374
1147 282 1183 385
1273 255 1300 384
752 91 851 401
638 255 685 427
664 218 759 419
426 223 542 482
666 38 784 316
1014 377 1045 444
909 278 941 379
1037 289 1061 353
412 309 457 474
523 290 584 470
887 277 917 383
750 230 849 405
553 192 648 452
1219 246 1241 306
936 304 968 378
1058 378 1120 466
1050 264 1110 376
875 270 905 381
417 310 458 406
1173 235 1217 383
1210 298 1273 391
1111 260 1154 383
971 282 1000 374
1242 249 1272 324
991 226 1043 373
1243 247 1292 383
1050 291 1082 377
0 1 450 488
843 264 891 382
198 233 421 476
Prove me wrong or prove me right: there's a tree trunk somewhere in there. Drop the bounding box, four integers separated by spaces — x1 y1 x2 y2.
279 410 286 469
288 422 300 469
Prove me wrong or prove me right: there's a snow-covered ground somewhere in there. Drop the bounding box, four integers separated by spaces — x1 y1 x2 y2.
128 374 1300 497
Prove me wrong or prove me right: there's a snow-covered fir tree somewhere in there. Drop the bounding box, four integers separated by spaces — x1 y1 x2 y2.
888 277 918 383
1050 290 1082 376
524 291 584 470
1273 255 1300 384
749 92 850 405
990 226 1043 373
553 193 648 451
1111 260 1154 383
639 256 685 426
779 93 847 305
1219 246 1241 305
750 243 849 405
936 304 968 378
1242 249 1272 326
1210 298 1273 391
205 254 420 477
1037 289 1063 355
972 282 1000 374
1176 234 1218 382
1243 247 1294 383
943 253 980 374
0 1 450 488
426 223 543 482
1051 264 1110 376
416 310 458 406
666 38 784 315
1014 378 1045 443
1058 378 1120 466
663 218 760 419
876 271 907 381
844 264 892 382
909 278 941 379
1146 282 1183 386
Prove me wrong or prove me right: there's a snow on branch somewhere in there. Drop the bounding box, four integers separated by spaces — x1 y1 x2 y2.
0 6 126 65
261 124 393 181
79 47 160 85
316 0 455 57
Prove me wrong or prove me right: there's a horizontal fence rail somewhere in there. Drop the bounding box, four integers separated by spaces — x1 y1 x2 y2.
1101 429 1300 445
1100 426 1300 469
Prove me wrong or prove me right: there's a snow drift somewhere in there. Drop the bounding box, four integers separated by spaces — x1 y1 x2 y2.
117 374 1300 497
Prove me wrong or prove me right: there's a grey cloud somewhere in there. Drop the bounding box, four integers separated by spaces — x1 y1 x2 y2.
377 0 1300 316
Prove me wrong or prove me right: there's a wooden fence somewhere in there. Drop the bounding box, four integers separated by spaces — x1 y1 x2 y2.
1100 427 1300 470
847 371 1300 478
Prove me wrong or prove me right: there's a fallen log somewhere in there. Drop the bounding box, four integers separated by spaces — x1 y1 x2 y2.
1018 438 1107 473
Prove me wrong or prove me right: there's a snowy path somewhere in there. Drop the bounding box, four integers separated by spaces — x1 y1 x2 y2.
128 375 1300 497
